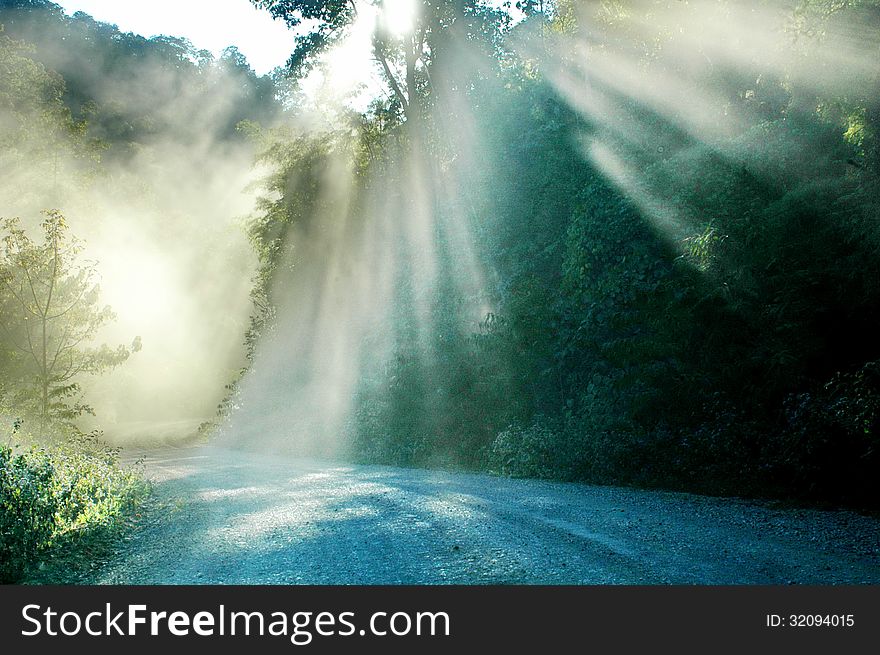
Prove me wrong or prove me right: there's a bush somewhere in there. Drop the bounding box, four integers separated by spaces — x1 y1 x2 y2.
770 361 880 502
487 418 562 479
0 446 59 583
0 442 149 583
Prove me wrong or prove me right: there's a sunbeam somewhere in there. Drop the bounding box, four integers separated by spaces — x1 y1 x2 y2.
3 0 878 522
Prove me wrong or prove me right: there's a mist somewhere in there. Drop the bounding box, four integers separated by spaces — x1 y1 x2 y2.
215 0 879 485
215 1 508 459
0 4 274 443
76 135 259 443
2 0 878 507
532 0 880 237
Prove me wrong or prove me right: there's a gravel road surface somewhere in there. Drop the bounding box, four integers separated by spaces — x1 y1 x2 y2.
89 446 880 584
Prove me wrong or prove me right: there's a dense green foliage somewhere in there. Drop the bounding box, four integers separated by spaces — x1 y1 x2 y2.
0 438 149 583
243 0 880 506
1 0 277 153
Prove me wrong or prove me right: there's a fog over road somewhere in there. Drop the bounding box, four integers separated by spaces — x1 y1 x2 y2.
90 447 880 584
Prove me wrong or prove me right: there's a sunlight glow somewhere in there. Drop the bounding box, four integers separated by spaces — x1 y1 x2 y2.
299 5 382 108
382 0 419 37
99 247 182 335
325 6 379 97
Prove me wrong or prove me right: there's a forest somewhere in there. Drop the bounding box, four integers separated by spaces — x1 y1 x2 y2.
1 0 879 582
228 0 880 506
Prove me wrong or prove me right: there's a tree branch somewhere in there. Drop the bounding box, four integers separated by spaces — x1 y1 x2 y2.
375 45 409 113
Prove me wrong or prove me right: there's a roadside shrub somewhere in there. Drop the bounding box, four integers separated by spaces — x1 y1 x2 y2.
487 418 561 478
770 361 880 502
0 446 59 583
0 442 149 583
53 450 146 534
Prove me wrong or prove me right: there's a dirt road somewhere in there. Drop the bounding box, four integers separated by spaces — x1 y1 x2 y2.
89 446 879 584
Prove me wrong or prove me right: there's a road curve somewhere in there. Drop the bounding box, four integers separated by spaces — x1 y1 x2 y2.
90 446 879 584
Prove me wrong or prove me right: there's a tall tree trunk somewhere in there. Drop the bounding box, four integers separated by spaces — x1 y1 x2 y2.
39 312 49 436
405 33 418 124
40 229 60 431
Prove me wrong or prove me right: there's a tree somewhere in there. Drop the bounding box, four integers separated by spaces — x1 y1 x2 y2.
0 24 96 208
251 0 506 122
0 211 138 430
